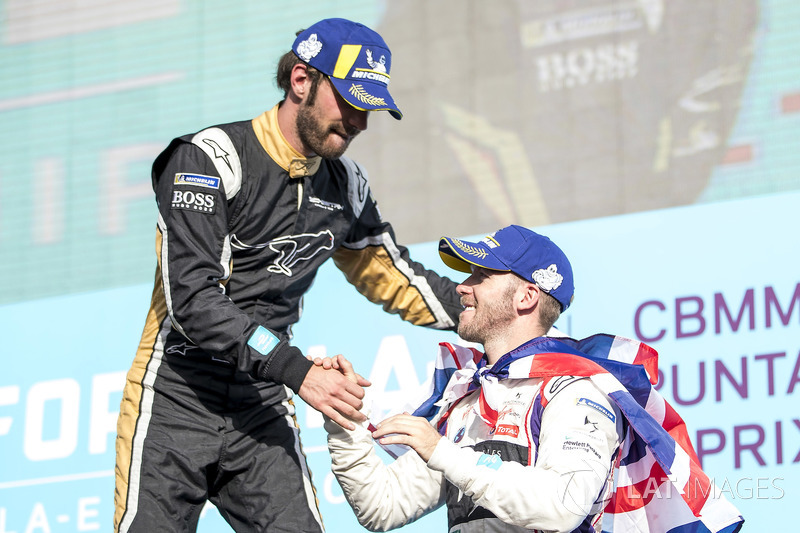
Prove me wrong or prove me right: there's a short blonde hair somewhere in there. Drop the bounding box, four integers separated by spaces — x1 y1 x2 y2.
538 290 562 331
508 274 562 331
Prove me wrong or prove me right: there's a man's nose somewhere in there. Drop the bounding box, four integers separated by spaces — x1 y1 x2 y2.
345 108 368 132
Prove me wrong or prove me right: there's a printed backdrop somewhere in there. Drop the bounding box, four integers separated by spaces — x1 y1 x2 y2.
0 0 797 531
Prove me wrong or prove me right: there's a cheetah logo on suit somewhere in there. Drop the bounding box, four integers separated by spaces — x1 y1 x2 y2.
231 230 335 276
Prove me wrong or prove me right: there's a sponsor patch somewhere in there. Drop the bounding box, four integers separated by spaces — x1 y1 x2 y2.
170 189 217 214
577 397 616 422
532 264 563 291
476 453 502 471
247 326 279 355
562 437 602 460
495 424 519 438
296 33 322 61
364 49 389 76
547 375 583 395
352 69 390 84
165 342 198 356
497 403 522 423
174 173 220 189
309 197 344 211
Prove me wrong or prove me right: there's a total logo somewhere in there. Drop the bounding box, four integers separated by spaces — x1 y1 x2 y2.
171 190 216 214
495 424 519 438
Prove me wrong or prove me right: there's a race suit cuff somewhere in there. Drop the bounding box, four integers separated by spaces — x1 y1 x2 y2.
259 341 312 393
428 438 495 488
426 437 460 470
324 415 371 440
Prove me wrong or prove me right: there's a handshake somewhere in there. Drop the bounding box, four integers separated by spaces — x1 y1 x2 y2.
304 353 442 462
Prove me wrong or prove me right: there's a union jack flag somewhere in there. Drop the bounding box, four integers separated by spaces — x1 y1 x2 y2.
410 334 744 533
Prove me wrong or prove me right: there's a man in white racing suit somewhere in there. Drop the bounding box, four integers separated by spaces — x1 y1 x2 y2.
324 224 745 533
325 225 623 532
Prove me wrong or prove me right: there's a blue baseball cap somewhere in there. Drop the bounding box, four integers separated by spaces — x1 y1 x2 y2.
439 225 575 311
292 18 402 120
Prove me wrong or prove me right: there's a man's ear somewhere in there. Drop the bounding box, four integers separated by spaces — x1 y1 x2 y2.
288 63 310 102
517 282 540 313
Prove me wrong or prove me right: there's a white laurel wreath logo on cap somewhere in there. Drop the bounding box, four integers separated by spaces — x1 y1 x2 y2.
533 264 563 291
297 34 322 61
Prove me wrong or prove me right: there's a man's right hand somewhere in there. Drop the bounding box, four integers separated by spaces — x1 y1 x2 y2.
298 363 369 430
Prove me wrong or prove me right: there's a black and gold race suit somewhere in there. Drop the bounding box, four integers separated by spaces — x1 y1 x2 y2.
114 104 461 532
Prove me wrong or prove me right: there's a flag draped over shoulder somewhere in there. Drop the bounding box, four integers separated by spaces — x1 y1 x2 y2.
411 334 744 533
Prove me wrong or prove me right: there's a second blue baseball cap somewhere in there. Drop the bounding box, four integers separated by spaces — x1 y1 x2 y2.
439 225 575 311
292 18 402 120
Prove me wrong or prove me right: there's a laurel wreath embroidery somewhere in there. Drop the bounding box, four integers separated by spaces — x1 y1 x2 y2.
348 84 387 106
453 239 488 259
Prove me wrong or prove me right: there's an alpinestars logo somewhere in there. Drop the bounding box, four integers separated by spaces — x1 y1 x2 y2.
202 138 233 173
353 163 368 203
231 230 335 276
165 342 198 356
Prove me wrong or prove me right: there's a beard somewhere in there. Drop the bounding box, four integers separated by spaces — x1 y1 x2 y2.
457 282 518 346
296 99 359 159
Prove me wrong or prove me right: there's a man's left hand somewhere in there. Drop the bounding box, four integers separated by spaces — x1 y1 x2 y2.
372 413 442 462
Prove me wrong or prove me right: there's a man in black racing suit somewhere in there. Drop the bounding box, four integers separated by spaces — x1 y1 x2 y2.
114 18 461 533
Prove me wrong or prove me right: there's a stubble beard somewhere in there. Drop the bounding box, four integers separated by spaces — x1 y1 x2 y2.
296 100 358 160
457 285 518 346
